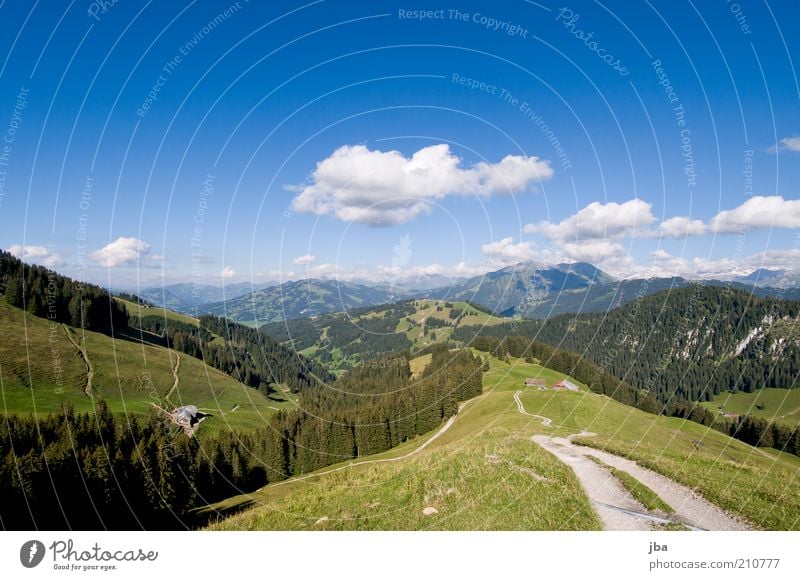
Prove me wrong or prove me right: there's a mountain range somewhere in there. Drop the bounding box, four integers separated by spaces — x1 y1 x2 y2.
138 281 272 314
136 262 800 326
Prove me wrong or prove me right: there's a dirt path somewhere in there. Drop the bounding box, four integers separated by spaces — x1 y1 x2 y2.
63 325 93 396
514 391 552 427
533 435 653 530
516 391 749 530
165 352 181 404
575 443 750 530
261 395 485 491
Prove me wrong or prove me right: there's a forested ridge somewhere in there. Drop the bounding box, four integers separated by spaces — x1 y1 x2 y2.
0 347 482 529
454 285 800 403
0 249 128 331
260 301 416 364
260 346 483 476
0 249 332 397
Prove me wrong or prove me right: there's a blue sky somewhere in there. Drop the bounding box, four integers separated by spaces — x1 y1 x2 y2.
0 0 798 289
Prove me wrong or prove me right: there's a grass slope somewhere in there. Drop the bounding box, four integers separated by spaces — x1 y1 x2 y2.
0 301 295 433
700 388 800 427
399 299 507 350
116 297 200 326
203 353 800 530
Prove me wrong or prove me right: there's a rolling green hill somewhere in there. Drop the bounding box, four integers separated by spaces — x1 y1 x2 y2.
261 299 507 370
700 388 800 427
116 297 201 326
0 300 296 433
202 353 800 530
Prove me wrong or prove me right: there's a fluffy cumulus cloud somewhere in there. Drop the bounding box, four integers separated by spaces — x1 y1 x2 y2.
89 237 150 267
709 196 800 233
481 237 543 266
773 136 800 153
526 199 657 242
559 239 629 263
657 216 707 238
292 254 316 266
289 144 553 226
641 249 752 280
381 261 488 279
219 266 236 278
8 244 64 268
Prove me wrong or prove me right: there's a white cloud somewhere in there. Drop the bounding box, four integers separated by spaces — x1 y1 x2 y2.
527 199 656 242
481 237 540 265
89 237 150 267
740 248 800 272
637 248 800 280
8 244 64 268
560 239 629 262
151 253 166 261
9 244 48 258
658 216 707 238
219 266 236 279
289 144 553 226
709 196 800 233
772 135 800 153
378 261 488 279
292 254 316 266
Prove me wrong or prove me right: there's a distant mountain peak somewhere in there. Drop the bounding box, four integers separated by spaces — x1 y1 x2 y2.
736 268 786 283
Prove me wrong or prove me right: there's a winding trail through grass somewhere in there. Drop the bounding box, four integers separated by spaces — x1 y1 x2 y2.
63 325 93 396
165 352 181 405
514 391 552 426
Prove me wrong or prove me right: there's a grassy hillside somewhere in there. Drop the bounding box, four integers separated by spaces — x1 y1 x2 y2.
116 297 200 326
700 388 800 427
202 353 800 530
0 301 296 433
